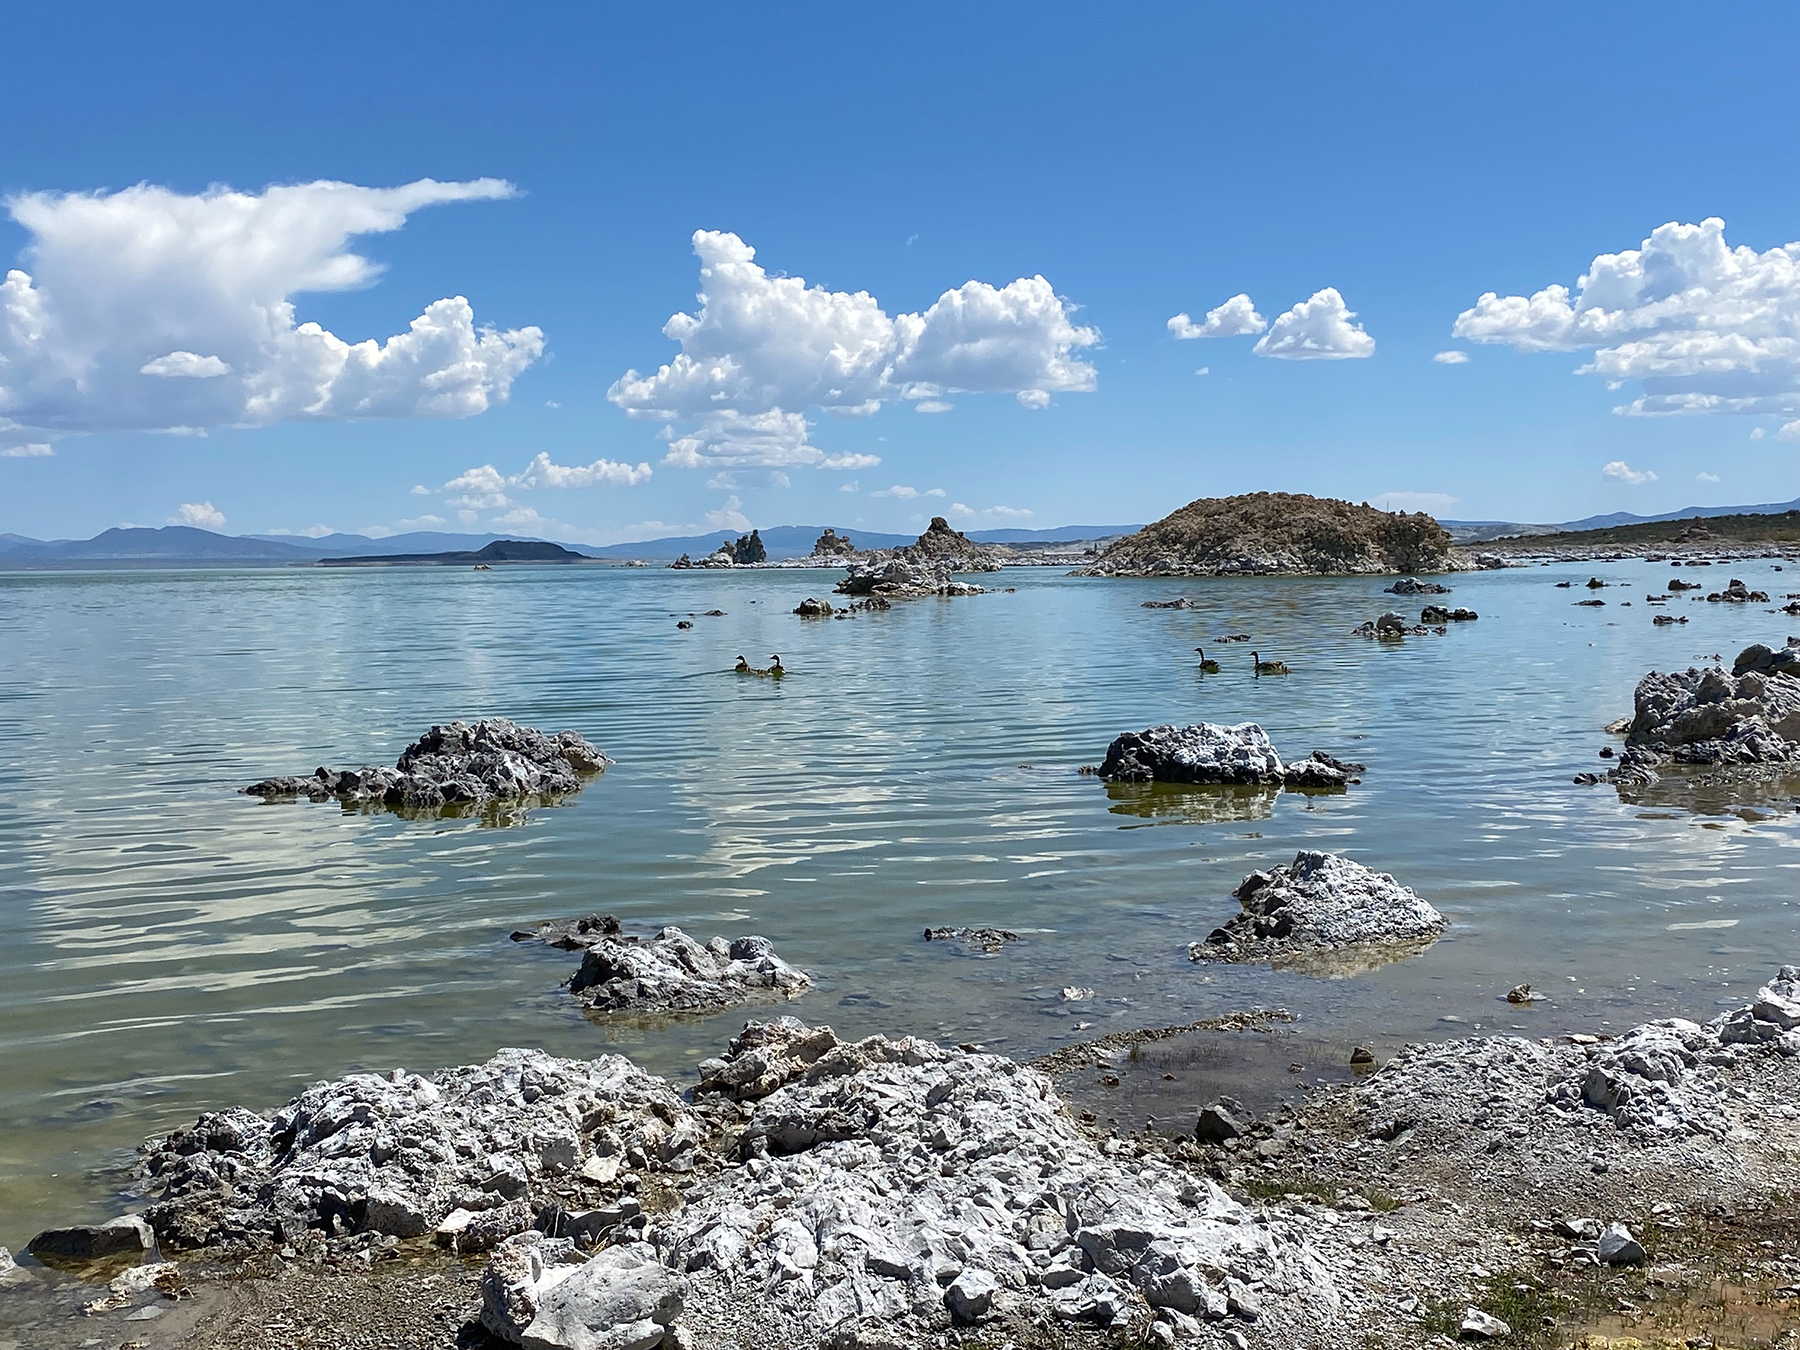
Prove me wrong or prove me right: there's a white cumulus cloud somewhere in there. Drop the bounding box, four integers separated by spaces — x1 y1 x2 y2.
169 500 225 529
914 399 954 414
1452 218 1800 424
1167 294 1266 340
0 178 543 435
948 502 1032 523
1253 288 1376 360
1751 427 1766 441
140 351 231 378
510 451 653 489
1602 460 1657 485
1 442 54 457
704 495 752 531
1696 472 1721 482
1780 420 1800 442
1432 350 1469 365
1372 491 1460 514
607 230 1097 469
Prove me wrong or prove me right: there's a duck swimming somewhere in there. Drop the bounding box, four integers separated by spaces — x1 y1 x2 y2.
735 655 786 678
768 654 786 677
1251 650 1290 676
1194 646 1220 673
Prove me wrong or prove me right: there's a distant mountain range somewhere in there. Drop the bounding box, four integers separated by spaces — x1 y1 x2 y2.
1440 497 1800 543
10 497 1792 565
0 522 1141 567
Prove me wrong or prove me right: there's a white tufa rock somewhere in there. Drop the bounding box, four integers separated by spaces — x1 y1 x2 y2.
570 928 811 1014
1192 851 1445 964
658 1018 1335 1344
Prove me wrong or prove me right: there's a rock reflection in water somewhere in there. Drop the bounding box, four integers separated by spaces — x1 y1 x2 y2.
1269 935 1443 979
1104 781 1281 823
1616 765 1800 818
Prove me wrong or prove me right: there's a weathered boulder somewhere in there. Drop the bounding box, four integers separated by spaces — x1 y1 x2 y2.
483 1230 592 1342
664 1019 1335 1342
25 1214 154 1260
137 1049 694 1252
1191 851 1445 967
1589 660 1800 787
243 719 609 810
1094 723 1359 790
570 928 811 1014
516 1242 687 1350
1732 642 1800 678
1386 577 1450 595
794 597 835 617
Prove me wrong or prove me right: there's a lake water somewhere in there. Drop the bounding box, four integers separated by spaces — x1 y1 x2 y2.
2 558 1798 1247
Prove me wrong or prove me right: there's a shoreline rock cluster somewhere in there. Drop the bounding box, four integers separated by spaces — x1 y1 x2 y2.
1077 492 1454 578
512 917 813 1016
30 968 1800 1350
1092 723 1363 791
1581 644 1800 788
1190 851 1447 968
115 1018 1338 1349
241 719 609 811
570 927 812 1015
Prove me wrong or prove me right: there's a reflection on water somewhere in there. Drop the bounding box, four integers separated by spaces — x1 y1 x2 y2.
1268 936 1444 980
1616 766 1800 816
1105 781 1284 824
2 560 1799 1245
1104 781 1350 825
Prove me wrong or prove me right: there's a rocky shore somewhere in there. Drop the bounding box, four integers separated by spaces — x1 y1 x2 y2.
21 970 1800 1350
1077 493 1454 578
1580 643 1800 789
242 719 609 812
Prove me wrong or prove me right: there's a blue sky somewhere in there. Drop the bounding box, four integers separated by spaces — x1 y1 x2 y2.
3 1 1798 542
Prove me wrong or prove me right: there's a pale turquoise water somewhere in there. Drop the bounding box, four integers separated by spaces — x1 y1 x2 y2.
2 560 1798 1245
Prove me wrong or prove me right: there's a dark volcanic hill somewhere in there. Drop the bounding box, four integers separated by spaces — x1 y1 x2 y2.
1077 492 1454 577
318 540 592 566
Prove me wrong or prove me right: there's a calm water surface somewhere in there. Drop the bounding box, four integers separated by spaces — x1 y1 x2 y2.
2 560 1798 1244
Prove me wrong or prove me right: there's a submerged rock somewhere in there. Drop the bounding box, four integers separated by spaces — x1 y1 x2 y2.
512 914 624 951
1386 577 1451 595
1094 723 1361 790
1191 851 1445 967
570 927 811 1014
922 925 1020 953
243 718 609 811
1419 604 1477 623
137 1048 692 1252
